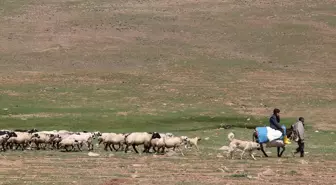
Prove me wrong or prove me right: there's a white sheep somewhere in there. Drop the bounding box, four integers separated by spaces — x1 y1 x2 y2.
31 133 58 150
65 132 94 151
100 133 127 151
6 132 34 150
150 137 165 153
59 138 81 152
163 136 188 156
124 132 161 153
0 134 10 151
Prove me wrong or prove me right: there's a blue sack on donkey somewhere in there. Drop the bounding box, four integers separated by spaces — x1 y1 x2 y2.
255 127 268 144
255 125 287 144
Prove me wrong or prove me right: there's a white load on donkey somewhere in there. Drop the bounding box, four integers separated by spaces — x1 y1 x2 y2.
252 125 293 157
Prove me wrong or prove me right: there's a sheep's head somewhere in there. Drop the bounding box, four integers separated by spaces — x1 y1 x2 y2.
165 133 174 137
94 131 102 137
31 133 40 139
28 128 38 133
9 132 17 138
151 132 161 139
180 136 188 141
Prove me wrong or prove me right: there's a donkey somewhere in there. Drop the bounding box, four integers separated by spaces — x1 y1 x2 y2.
252 127 295 157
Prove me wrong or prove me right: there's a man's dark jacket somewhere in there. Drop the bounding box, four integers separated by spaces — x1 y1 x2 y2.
269 114 283 131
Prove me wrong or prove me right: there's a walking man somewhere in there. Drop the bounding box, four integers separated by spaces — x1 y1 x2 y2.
292 117 305 157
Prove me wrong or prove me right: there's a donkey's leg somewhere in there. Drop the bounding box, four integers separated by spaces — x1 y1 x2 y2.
260 144 268 157
279 147 285 157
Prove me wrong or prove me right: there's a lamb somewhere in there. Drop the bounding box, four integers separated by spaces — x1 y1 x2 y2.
59 138 82 152
162 136 188 156
124 132 161 153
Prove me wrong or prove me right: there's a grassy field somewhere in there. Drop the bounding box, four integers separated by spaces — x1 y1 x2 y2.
0 0 335 184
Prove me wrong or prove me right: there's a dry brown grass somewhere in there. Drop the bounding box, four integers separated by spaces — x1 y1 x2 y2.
0 0 335 130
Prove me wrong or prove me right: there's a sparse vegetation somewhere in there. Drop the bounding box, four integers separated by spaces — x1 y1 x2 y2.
0 0 335 184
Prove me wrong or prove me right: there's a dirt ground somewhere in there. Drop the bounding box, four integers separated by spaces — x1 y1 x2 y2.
0 151 335 185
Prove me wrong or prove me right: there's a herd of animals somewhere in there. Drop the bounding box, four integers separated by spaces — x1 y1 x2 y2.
0 129 201 155
0 127 296 160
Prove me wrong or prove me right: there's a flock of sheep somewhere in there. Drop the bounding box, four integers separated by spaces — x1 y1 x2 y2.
0 129 201 155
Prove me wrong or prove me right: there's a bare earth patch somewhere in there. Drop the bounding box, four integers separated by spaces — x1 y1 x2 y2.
0 154 335 185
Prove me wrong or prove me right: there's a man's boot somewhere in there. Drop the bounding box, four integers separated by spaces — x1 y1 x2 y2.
300 152 304 157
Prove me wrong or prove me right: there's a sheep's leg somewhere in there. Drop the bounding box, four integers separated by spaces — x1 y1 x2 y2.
124 144 129 153
50 142 55 150
195 144 199 151
1 143 6 152
51 142 54 149
15 144 20 150
112 144 118 151
80 143 84 150
89 142 93 151
117 144 122 151
173 146 176 151
77 144 82 152
152 146 157 153
65 146 70 152
5 142 11 150
21 144 26 151
104 143 108 151
132 144 139 153
42 143 46 150
36 143 40 150
115 144 122 151
108 144 113 151
142 145 148 153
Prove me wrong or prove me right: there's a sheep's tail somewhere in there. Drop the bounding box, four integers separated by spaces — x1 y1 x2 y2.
228 132 234 141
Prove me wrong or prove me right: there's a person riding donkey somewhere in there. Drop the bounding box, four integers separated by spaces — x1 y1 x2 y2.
253 108 292 158
269 108 290 144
